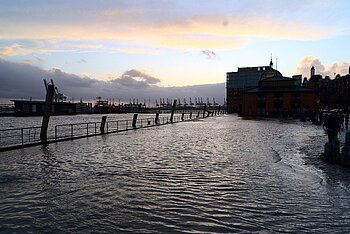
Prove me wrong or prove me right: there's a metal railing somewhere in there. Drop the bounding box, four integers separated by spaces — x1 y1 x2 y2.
0 112 218 151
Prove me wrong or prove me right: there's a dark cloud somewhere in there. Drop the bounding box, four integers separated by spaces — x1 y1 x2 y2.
122 69 160 84
0 58 225 104
201 50 216 60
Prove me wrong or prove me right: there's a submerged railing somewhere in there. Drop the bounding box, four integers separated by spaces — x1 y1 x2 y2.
0 111 225 151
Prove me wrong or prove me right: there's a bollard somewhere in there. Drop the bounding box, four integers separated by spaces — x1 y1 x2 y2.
40 84 55 142
155 113 160 124
181 113 185 121
132 114 138 128
100 116 107 133
170 100 177 123
189 112 192 119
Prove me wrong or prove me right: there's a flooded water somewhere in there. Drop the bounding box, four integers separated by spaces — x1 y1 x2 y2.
1 115 350 233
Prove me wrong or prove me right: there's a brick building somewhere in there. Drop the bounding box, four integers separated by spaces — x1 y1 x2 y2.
226 60 281 113
240 76 318 117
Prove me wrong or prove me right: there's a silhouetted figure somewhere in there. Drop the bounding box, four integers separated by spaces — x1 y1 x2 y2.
324 113 341 142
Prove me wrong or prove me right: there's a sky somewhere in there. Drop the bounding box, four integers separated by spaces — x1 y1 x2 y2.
1 0 350 102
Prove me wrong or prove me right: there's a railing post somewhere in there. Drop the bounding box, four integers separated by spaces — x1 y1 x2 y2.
181 112 185 121
132 114 138 128
55 126 57 140
21 128 24 145
190 112 192 119
155 113 159 124
100 116 107 133
170 100 177 123
218 105 221 115
203 104 207 118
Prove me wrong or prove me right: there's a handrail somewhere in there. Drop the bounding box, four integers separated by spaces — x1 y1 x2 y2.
0 111 225 151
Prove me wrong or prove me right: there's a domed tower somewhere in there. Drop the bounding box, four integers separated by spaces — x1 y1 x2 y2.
310 66 315 77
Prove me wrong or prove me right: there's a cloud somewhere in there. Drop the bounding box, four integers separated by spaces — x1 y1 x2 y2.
201 50 216 59
80 59 87 63
0 44 32 57
296 56 350 78
21 59 33 64
0 1 347 49
34 56 45 62
115 48 163 55
122 69 160 85
0 58 225 103
0 42 73 57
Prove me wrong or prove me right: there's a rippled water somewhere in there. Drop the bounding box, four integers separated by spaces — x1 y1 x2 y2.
1 115 350 233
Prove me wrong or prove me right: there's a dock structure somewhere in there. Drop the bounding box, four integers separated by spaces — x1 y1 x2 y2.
0 109 226 152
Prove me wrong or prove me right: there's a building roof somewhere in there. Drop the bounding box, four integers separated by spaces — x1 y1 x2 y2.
260 76 296 82
241 86 318 93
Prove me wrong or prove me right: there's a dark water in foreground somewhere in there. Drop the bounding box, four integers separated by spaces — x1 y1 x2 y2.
1 115 350 233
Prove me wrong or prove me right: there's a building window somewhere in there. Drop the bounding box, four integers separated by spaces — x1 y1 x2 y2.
273 94 283 116
291 94 301 114
256 95 266 116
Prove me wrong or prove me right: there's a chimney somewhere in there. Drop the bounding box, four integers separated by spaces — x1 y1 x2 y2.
310 66 315 77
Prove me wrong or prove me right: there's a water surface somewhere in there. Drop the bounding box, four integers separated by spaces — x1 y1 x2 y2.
1 115 350 233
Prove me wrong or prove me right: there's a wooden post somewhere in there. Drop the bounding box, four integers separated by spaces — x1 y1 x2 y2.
189 112 192 119
203 104 207 118
40 84 55 142
181 112 185 121
100 116 107 133
170 100 177 123
132 114 138 128
218 105 221 115
197 111 200 118
155 113 159 124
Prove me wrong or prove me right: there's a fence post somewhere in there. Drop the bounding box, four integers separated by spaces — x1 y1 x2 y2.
40 84 55 142
132 114 138 128
155 113 159 124
190 112 192 119
181 112 185 121
100 116 107 133
170 100 177 123
218 105 221 115
21 128 24 145
203 104 207 118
